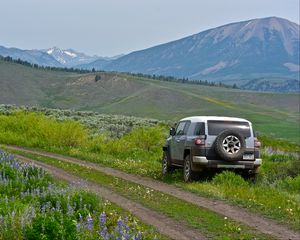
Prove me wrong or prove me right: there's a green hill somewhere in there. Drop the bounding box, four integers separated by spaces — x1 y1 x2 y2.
0 59 299 143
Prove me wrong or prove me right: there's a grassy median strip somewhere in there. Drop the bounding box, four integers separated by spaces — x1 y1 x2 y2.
8 149 273 240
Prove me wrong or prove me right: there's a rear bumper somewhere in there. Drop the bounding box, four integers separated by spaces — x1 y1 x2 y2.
192 156 262 169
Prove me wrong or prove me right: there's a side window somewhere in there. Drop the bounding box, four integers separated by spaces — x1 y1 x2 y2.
183 121 191 135
175 122 186 136
194 122 205 135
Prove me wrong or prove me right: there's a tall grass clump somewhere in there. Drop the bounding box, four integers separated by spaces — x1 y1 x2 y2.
259 135 300 153
259 152 300 186
0 150 160 239
0 111 88 149
77 126 167 178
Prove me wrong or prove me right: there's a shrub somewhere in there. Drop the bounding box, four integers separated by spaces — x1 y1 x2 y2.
0 111 88 149
276 175 300 194
260 153 300 184
212 171 249 188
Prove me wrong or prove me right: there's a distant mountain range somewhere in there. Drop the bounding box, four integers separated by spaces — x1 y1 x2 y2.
101 17 299 84
0 46 120 68
0 46 61 67
76 54 124 70
0 17 299 92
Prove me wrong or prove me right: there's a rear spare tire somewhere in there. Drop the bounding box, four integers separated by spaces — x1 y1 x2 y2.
215 129 246 161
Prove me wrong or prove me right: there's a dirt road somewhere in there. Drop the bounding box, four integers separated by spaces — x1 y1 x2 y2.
7 145 300 240
16 154 207 240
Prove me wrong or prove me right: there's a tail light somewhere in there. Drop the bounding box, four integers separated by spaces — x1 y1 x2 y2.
254 138 261 148
194 136 206 145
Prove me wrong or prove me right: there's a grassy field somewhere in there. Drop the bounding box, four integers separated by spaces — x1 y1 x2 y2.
0 150 163 240
0 59 299 142
0 110 299 231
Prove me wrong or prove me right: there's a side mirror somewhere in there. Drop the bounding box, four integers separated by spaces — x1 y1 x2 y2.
169 127 176 136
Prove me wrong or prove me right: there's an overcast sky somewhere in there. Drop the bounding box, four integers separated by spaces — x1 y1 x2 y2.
1 0 299 56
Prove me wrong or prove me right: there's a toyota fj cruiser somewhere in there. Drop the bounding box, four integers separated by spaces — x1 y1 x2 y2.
162 116 261 181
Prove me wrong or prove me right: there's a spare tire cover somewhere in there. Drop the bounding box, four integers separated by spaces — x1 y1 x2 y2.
215 129 246 161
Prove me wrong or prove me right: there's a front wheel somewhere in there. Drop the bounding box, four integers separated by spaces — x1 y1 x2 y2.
183 155 196 182
162 151 174 176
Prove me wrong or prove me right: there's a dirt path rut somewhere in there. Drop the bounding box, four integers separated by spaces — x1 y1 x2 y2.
7 145 300 240
15 154 207 240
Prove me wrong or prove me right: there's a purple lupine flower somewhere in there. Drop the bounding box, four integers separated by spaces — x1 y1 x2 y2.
76 221 81 232
135 231 142 240
99 226 109 239
117 218 123 228
100 226 107 235
67 195 73 215
99 212 106 225
124 232 131 240
86 214 93 230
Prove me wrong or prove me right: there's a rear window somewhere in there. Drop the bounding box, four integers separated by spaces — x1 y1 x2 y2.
207 120 251 138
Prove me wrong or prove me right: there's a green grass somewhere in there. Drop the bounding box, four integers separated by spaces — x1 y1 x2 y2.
1 59 299 142
0 111 166 178
171 171 300 230
0 109 299 231
7 149 273 240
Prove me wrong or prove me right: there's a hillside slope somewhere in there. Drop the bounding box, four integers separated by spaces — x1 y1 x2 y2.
102 17 299 88
0 59 299 142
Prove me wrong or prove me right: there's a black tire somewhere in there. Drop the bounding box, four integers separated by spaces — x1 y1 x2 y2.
183 155 196 182
215 129 246 161
162 151 174 176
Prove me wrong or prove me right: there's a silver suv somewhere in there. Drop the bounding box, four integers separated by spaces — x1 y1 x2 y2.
162 116 262 181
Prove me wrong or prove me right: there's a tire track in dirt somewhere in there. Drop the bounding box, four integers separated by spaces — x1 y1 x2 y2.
7 145 300 240
15 154 207 240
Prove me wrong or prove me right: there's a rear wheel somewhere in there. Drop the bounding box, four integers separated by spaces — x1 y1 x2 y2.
162 151 174 176
183 155 196 182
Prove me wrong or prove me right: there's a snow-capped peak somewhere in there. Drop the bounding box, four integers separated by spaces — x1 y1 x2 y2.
64 50 77 58
43 47 99 67
46 46 62 55
47 48 54 54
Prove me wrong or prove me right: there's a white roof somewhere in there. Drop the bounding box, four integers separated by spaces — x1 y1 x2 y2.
180 116 251 123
